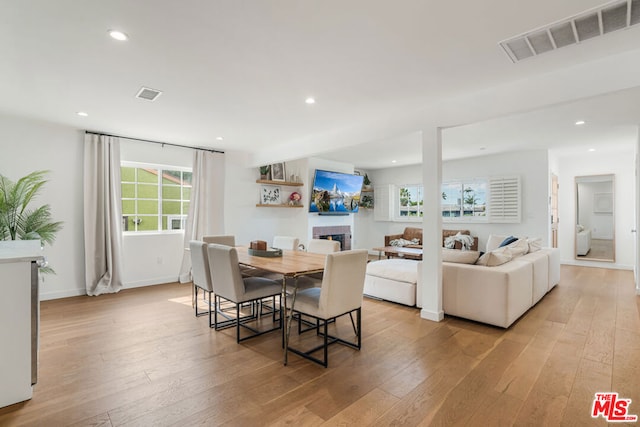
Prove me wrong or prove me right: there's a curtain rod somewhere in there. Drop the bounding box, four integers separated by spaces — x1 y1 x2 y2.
84 131 224 154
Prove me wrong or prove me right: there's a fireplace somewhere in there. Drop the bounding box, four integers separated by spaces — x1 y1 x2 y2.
312 226 351 251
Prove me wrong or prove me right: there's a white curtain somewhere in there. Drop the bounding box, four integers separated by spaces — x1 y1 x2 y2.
179 150 225 283
83 134 124 296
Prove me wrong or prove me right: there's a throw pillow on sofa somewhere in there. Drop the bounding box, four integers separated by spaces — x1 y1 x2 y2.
527 237 542 253
505 238 529 257
499 236 518 247
442 248 481 264
475 246 513 266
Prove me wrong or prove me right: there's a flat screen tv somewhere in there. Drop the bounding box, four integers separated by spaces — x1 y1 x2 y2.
309 169 364 214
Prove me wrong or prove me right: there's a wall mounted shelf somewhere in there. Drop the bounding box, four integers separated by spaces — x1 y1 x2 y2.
256 179 303 186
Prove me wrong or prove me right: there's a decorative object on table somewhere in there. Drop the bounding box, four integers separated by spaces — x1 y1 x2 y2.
0 170 63 274
270 162 286 181
247 247 283 257
250 240 267 250
261 185 281 205
288 191 301 206
259 165 271 180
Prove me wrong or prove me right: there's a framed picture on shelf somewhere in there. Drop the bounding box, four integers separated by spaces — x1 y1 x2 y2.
271 162 286 181
261 185 281 205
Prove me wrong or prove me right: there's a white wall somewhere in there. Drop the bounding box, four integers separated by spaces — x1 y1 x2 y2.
0 113 85 300
0 113 218 298
224 152 309 246
360 150 550 253
556 149 635 269
355 164 425 252
224 155 357 249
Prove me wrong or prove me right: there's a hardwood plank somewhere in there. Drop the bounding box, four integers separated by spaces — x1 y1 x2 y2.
0 265 637 426
320 388 400 426
560 358 612 426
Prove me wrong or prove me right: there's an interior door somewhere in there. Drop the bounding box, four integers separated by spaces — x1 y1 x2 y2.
551 173 559 248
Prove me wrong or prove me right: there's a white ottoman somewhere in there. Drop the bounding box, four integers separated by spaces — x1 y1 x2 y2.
364 259 419 306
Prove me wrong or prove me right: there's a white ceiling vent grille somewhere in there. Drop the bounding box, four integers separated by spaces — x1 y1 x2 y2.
500 0 640 62
135 87 163 101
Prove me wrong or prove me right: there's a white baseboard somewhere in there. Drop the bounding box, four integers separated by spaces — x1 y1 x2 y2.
123 276 180 289
420 308 444 322
39 276 181 301
40 288 85 301
561 259 633 271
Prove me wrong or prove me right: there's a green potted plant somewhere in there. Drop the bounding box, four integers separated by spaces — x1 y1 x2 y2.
363 173 372 190
0 170 63 273
259 165 271 180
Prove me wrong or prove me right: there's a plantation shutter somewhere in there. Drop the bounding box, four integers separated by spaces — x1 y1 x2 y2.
374 184 393 221
489 176 521 223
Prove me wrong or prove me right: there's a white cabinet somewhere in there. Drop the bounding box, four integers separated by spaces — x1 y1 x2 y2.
0 241 41 409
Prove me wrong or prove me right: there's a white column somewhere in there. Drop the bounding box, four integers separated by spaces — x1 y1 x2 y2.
420 128 444 321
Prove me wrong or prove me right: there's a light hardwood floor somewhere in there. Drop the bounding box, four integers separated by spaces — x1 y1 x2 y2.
1 265 638 426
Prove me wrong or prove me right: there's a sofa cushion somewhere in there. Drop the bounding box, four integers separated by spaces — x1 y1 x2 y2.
527 237 542 253
476 246 513 266
442 248 480 264
365 259 418 284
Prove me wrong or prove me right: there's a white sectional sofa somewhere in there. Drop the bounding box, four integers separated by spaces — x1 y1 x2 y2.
363 258 419 306
441 246 559 328
364 234 560 328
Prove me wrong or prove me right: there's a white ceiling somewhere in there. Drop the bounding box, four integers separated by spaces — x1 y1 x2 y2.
2 1 640 168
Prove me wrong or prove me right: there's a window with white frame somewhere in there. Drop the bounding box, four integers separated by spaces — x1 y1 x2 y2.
121 162 192 232
381 176 519 223
397 185 424 219
442 179 487 221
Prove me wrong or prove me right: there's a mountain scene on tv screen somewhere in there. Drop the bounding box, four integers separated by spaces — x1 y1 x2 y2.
310 171 363 213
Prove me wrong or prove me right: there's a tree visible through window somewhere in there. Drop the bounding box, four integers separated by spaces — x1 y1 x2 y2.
121 163 192 232
442 179 487 219
398 185 423 217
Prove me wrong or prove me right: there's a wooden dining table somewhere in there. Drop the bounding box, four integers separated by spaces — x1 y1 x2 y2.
235 247 326 364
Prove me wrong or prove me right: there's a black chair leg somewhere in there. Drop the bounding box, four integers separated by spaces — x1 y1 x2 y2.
349 312 357 335
323 319 328 367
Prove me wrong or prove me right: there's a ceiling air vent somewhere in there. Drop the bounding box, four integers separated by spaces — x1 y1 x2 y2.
499 0 640 63
135 86 163 101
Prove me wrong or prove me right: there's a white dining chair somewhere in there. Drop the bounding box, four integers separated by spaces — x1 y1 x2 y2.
207 244 283 343
272 236 299 251
307 238 341 254
189 240 215 326
285 249 368 367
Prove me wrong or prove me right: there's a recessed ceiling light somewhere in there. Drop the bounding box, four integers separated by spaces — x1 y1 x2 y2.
588 148 596 152
108 30 128 41
305 97 316 104
391 160 397 163
479 146 486 151
575 120 585 125
76 111 88 117
216 136 224 141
